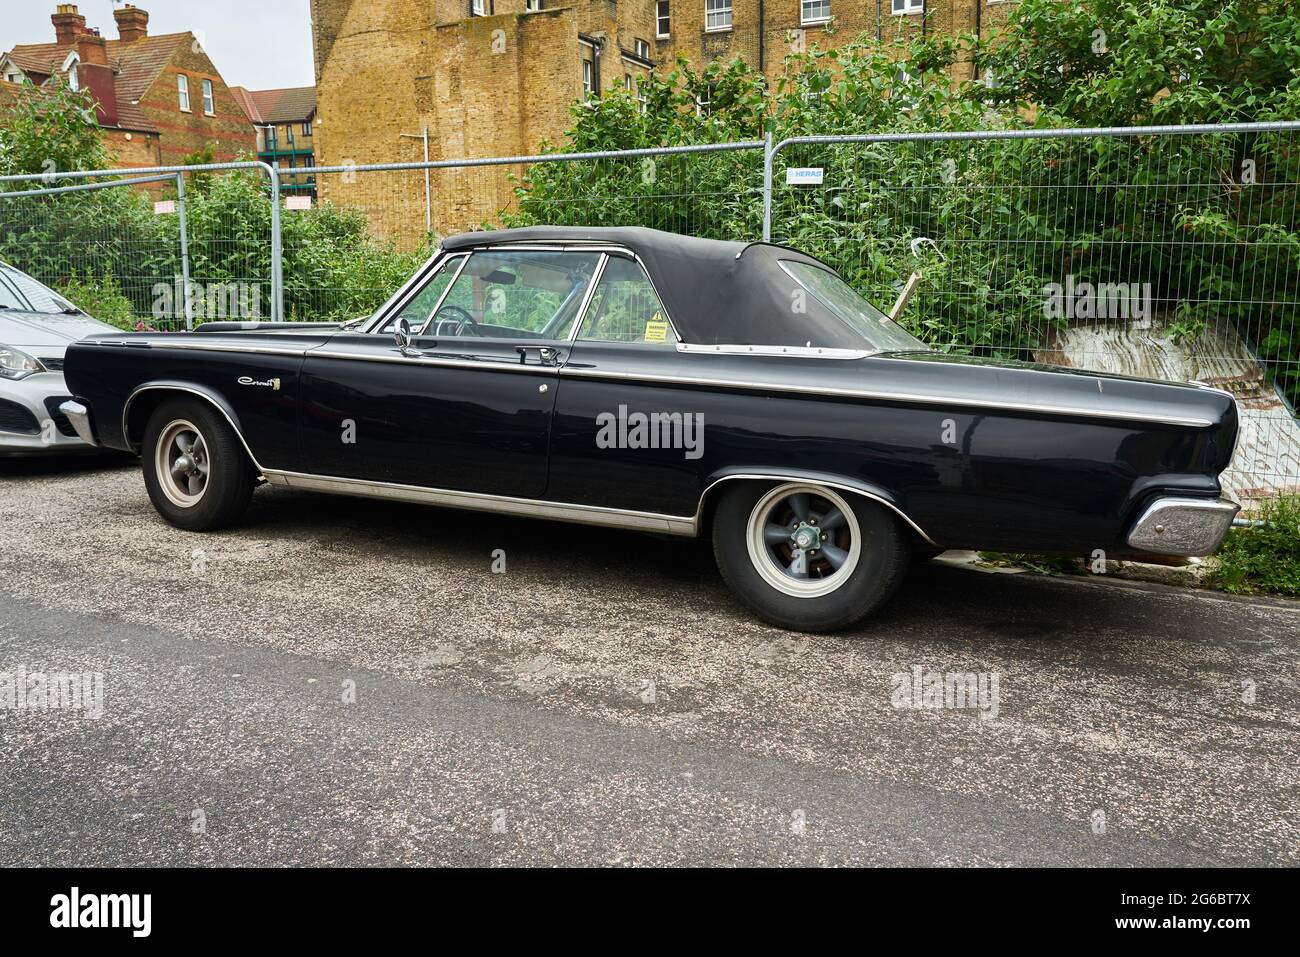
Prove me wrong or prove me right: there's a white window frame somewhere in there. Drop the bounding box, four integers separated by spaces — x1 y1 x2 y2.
582 58 594 101
470 0 488 16
801 0 831 25
892 0 923 13
656 1 670 39
202 78 215 115
705 0 732 33
634 38 650 60
525 0 542 10
67 65 79 92
177 74 191 112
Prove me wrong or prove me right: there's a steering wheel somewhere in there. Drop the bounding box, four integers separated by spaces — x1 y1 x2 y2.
432 304 477 336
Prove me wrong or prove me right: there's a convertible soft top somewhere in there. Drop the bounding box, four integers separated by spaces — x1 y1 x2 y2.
440 226 868 348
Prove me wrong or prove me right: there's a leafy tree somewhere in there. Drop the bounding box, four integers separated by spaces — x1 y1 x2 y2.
0 80 109 180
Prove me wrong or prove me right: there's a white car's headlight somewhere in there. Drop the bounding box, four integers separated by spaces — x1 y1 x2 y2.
0 344 47 380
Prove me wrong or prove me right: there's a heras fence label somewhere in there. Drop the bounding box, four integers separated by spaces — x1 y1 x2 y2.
786 167 824 186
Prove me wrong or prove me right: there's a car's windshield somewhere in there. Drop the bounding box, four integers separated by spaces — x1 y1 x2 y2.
780 260 927 354
0 264 80 315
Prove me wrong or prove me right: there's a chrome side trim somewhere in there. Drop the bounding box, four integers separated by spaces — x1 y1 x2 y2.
137 340 309 357
677 342 870 359
122 383 267 476
58 400 98 446
106 339 1216 428
1125 496 1239 556
262 469 698 536
555 367 1218 428
309 350 558 375
695 473 938 546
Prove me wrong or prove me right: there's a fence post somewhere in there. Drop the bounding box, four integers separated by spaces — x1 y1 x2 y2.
762 131 774 242
175 172 194 331
267 165 284 322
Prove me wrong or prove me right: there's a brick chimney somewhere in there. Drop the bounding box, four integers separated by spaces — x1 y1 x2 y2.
75 31 108 66
114 4 149 43
73 31 118 126
51 4 89 45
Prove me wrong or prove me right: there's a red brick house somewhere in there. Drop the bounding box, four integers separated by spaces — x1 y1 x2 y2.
0 4 255 170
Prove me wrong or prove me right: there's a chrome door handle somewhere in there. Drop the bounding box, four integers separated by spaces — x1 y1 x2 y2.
517 346 563 367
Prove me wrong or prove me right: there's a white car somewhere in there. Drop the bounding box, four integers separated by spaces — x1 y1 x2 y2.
0 261 118 455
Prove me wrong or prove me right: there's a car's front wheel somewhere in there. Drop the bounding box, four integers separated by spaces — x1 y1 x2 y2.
711 481 910 632
142 397 255 531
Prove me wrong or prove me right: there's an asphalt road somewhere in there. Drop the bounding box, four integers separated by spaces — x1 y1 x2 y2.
1 457 1297 866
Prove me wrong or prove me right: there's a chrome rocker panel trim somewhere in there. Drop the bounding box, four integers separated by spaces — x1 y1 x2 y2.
261 469 698 536
58 399 99 447
260 469 939 543
1125 496 1240 556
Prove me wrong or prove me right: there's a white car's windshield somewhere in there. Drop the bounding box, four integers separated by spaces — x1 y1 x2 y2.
780 260 927 354
0 264 80 315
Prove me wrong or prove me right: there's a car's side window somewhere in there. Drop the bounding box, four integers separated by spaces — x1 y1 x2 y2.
377 254 465 333
577 256 676 345
428 250 603 339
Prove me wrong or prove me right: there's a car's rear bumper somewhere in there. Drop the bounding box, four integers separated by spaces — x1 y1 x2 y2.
1126 496 1240 557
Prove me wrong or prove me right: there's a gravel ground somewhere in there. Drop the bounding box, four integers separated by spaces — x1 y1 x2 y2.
1 457 1297 866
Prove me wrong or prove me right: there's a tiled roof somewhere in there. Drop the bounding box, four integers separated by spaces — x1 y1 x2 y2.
2 32 194 134
230 85 316 125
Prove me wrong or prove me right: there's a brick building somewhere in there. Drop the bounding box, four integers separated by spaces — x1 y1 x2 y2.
309 1 1017 239
1 4 255 171
231 86 320 198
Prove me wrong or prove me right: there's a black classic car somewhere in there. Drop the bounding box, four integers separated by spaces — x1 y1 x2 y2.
60 226 1240 631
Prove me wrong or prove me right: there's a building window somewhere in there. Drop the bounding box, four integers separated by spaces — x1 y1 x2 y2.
892 0 923 13
634 38 650 60
656 1 670 38
302 121 312 136
801 0 831 24
67 65 79 91
177 74 190 112
470 0 491 15
525 0 542 9
202 79 215 115
705 0 731 32
582 59 594 100
695 82 715 116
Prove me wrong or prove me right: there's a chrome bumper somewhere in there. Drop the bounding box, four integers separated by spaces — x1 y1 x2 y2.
1126 497 1239 557
58 399 99 447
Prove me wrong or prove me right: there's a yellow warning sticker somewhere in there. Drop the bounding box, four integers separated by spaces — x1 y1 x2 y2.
643 314 669 343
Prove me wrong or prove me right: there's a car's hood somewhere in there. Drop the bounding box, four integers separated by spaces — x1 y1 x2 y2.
0 310 117 351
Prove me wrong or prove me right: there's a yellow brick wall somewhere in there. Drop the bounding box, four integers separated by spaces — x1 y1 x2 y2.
142 39 258 164
311 0 1019 243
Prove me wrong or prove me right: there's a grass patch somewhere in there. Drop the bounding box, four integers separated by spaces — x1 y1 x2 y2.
1206 496 1300 597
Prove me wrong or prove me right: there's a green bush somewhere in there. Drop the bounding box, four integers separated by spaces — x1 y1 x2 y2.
1207 496 1300 596
56 272 138 330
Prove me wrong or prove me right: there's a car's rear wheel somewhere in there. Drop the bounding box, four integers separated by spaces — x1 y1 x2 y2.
142 398 255 531
712 481 910 632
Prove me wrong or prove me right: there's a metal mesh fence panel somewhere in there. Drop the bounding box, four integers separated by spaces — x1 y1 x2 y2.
0 168 276 331
768 127 1300 505
289 143 767 323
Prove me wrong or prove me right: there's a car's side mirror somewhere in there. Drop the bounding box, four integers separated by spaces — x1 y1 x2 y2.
393 318 417 356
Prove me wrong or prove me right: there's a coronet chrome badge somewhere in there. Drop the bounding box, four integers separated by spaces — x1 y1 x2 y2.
238 376 281 390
